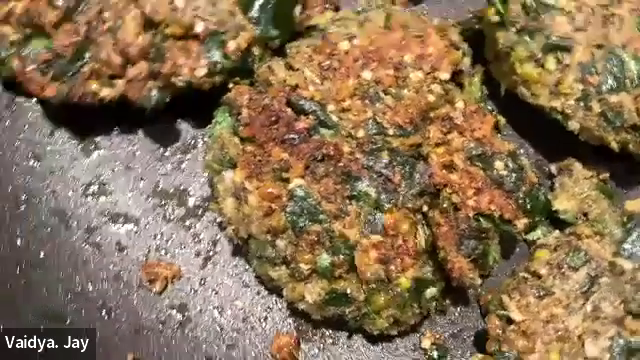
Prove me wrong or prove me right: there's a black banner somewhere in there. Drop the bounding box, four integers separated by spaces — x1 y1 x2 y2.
0 327 96 359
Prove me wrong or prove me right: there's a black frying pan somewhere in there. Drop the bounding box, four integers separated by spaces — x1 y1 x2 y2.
1 1 639 359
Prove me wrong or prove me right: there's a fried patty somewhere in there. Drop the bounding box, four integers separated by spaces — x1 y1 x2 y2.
0 0 297 107
483 0 640 156
206 7 551 334
481 159 640 359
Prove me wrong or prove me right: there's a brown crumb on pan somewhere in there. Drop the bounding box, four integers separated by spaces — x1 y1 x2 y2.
126 353 140 360
271 331 301 360
624 198 640 214
420 330 449 359
140 260 182 295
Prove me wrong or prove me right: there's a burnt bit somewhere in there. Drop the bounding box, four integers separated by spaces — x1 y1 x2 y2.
140 260 182 295
115 240 128 254
49 206 72 230
472 328 490 354
83 238 103 252
81 179 112 200
270 331 301 360
79 139 101 157
199 251 215 270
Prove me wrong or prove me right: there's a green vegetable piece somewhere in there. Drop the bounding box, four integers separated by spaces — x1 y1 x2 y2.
285 186 328 236
20 36 53 62
464 215 505 272
316 252 333 278
0 44 15 77
620 225 640 261
364 118 386 136
522 186 552 222
564 248 590 270
467 147 525 194
424 343 449 360
208 106 236 138
202 32 236 72
347 175 378 208
524 224 554 242
206 106 239 173
598 99 629 130
490 0 510 23
469 143 549 221
329 234 356 268
24 37 53 52
323 289 353 307
287 95 338 130
50 41 91 81
541 37 574 53
482 295 512 323
596 49 640 95
595 181 617 201
492 351 522 360
624 291 640 316
609 333 640 360
411 277 441 303
238 0 297 46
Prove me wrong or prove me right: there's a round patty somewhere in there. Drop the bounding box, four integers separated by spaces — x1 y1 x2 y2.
206 7 551 334
481 159 640 359
0 0 297 107
483 0 640 155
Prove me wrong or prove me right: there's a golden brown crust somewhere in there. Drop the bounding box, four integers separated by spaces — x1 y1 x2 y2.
140 260 182 295
270 332 301 360
206 7 550 333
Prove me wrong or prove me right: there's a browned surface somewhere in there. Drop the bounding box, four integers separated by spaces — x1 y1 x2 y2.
206 8 550 337
270 332 301 360
0 0 258 105
140 260 182 295
251 9 544 286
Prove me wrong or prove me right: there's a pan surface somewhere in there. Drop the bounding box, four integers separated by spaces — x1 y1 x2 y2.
1 1 639 359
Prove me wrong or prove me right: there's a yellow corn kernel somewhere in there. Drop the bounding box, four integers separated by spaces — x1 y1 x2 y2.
396 276 412 291
534 248 551 260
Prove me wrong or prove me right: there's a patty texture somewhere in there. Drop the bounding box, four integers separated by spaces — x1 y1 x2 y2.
483 0 640 155
0 0 297 107
481 159 640 359
206 7 551 334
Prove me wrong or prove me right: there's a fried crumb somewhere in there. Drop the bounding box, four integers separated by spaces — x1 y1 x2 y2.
140 260 182 295
420 330 449 359
271 331 301 360
624 198 640 213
